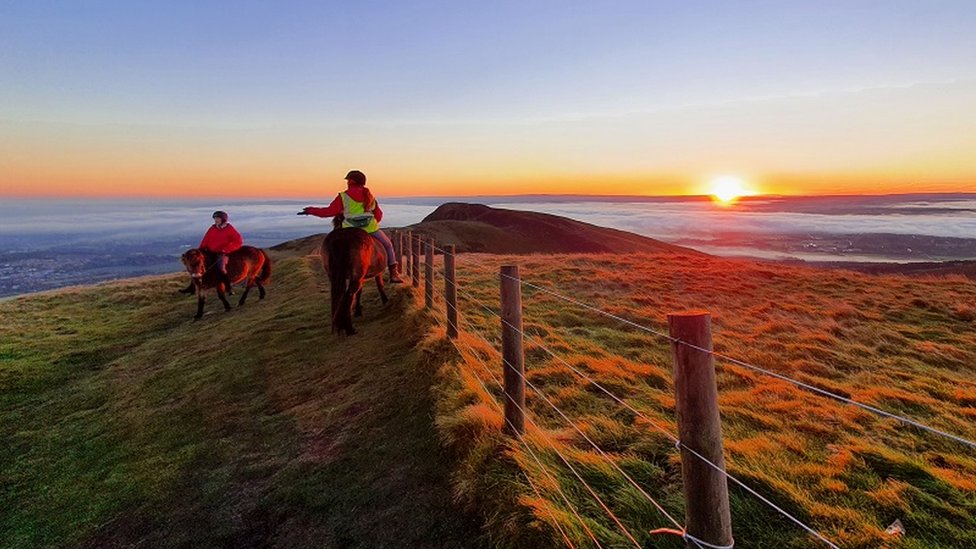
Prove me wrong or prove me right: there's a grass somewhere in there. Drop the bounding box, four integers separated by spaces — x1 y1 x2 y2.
428 251 976 548
0 251 479 548
5 244 976 548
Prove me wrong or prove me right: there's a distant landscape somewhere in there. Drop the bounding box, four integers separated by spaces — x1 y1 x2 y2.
4 194 976 297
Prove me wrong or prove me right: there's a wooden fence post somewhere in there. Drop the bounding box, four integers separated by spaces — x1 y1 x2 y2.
500 265 525 436
393 231 401 266
444 245 458 339
405 231 413 278
425 238 434 308
412 234 421 288
398 232 405 272
668 311 733 548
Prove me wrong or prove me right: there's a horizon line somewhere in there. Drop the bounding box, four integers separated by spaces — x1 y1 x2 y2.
4 191 976 202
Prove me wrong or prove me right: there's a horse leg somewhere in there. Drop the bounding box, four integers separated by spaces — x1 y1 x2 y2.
195 288 205 320
237 285 252 307
237 274 254 307
375 275 389 304
343 279 364 335
216 287 232 312
354 288 363 317
257 281 266 299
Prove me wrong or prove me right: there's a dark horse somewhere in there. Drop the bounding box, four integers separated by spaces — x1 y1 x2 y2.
321 215 388 335
181 246 272 319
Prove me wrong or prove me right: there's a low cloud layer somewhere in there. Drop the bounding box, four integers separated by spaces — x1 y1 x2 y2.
3 195 976 254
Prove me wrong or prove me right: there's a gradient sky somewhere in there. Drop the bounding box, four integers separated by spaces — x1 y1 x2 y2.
2 1 975 198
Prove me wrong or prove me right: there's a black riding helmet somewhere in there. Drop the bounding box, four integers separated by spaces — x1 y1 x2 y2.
345 170 366 186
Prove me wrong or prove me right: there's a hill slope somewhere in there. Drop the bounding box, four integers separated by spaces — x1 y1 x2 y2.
433 251 976 548
8 206 976 548
0 249 479 548
404 202 703 255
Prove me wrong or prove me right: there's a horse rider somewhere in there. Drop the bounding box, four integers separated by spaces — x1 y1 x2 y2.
199 210 243 294
299 170 404 283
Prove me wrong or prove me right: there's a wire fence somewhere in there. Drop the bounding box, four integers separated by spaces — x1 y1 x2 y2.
383 230 975 548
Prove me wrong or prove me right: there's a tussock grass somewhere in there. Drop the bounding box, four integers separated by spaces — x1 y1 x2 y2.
432 252 976 548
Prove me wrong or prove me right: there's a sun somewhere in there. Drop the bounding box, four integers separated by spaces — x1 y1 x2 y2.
709 176 750 205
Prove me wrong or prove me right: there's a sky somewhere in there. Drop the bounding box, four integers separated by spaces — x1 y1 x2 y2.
1 1 975 198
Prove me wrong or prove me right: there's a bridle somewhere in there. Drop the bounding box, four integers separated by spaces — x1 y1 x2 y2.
187 254 222 280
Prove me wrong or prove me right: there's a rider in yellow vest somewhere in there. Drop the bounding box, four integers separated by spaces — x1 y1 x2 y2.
299 170 404 283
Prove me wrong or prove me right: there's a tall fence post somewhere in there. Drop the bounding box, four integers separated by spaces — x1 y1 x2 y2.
500 265 525 436
424 238 434 308
394 231 402 267
444 245 458 339
398 232 405 273
412 234 421 288
405 230 413 278
668 311 733 548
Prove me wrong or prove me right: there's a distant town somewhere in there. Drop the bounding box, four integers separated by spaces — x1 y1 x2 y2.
0 249 179 297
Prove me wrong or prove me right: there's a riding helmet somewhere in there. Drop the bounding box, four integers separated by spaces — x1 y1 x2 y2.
345 170 367 186
212 211 228 222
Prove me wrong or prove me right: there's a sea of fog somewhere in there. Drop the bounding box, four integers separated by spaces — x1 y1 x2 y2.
3 194 976 296
5 194 976 253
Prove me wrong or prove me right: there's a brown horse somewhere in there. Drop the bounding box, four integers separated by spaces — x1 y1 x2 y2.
321 223 389 335
181 246 271 319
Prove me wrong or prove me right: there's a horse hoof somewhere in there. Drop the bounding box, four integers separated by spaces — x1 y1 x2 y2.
354 311 362 318
224 307 232 312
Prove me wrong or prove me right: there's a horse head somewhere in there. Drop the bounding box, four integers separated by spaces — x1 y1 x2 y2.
181 249 207 280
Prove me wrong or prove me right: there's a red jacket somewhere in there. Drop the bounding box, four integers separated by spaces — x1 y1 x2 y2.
304 186 384 222
199 223 243 254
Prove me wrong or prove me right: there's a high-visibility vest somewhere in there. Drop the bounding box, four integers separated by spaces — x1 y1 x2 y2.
340 192 379 233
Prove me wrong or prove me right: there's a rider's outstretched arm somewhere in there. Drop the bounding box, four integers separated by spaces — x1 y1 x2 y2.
300 195 343 218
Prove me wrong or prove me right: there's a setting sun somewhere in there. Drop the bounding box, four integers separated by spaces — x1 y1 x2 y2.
709 176 752 205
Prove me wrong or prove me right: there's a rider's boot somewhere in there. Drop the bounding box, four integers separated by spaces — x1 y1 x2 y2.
388 263 404 284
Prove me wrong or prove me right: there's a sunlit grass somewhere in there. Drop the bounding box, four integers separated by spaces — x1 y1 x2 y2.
436 251 976 548
0 253 478 547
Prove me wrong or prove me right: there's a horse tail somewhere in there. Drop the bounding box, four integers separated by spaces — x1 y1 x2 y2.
258 249 272 284
327 234 350 333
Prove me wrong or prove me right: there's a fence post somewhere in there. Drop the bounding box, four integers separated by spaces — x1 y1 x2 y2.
412 234 421 288
398 232 405 272
405 231 413 278
393 231 401 265
444 245 458 339
668 311 733 548
500 265 525 436
425 238 434 308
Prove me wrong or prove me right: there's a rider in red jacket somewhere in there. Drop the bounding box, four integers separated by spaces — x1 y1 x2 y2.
199 211 242 293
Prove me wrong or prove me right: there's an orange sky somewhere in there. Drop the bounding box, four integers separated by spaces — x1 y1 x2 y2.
3 4 975 199
4 77 975 199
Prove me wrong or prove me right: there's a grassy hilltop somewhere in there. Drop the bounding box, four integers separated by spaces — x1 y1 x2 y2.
3 204 976 548
0 246 478 548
